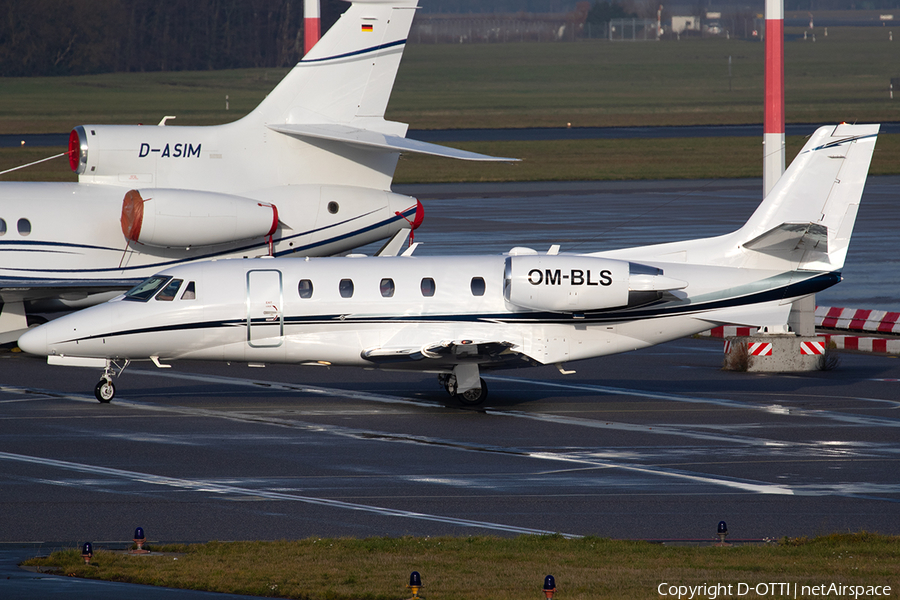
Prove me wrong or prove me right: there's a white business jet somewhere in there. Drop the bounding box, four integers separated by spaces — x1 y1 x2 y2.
19 124 878 403
0 0 513 343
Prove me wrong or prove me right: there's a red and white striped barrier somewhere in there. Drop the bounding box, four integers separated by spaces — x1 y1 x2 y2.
799 340 825 355
717 334 899 356
698 326 759 338
821 334 900 354
748 342 773 356
815 306 900 335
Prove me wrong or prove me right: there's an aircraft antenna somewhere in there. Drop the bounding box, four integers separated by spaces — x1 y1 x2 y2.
0 150 70 177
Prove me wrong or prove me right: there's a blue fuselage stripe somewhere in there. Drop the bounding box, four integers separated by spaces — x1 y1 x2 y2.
57 272 839 344
0 207 414 280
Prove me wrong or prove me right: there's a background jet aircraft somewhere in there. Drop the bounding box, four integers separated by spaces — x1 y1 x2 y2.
19 125 878 403
0 0 514 343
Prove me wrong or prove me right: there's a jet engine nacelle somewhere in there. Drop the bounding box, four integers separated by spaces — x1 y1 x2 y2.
121 189 278 249
69 124 207 177
504 255 630 312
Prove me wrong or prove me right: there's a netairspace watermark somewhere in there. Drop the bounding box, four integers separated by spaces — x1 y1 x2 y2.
657 582 893 599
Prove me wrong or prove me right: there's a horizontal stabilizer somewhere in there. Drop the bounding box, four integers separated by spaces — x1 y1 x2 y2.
735 124 878 270
743 222 828 256
269 124 519 162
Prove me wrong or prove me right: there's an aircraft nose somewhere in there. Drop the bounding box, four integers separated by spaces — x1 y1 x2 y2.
17 324 48 356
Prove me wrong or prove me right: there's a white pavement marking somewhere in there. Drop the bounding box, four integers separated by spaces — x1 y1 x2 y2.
0 381 802 497
0 451 578 538
485 375 900 429
5 373 899 501
524 451 794 495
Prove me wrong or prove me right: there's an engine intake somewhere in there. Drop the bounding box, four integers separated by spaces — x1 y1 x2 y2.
68 126 88 174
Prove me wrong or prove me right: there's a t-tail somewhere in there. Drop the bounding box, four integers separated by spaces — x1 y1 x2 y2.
600 124 879 276
734 123 879 273
245 0 516 191
70 0 513 195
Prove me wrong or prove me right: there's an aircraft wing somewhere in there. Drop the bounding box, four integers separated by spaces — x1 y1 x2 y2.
362 339 531 366
268 124 519 162
0 278 139 304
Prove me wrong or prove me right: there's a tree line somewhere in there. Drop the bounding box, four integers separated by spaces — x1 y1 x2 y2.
0 0 348 76
3 0 898 77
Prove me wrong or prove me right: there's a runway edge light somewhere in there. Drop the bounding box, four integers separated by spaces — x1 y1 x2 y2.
543 574 556 599
131 526 149 554
717 521 729 546
407 570 423 598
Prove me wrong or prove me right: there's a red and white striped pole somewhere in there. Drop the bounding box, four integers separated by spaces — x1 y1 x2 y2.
304 0 321 55
763 0 785 197
765 0 815 336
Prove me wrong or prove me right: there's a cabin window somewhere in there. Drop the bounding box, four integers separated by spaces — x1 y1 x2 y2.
380 278 395 298
298 279 313 299
470 277 486 296
181 281 196 300
420 277 436 297
17 218 30 236
124 276 171 302
155 278 183 301
328 201 339 214
339 278 354 298
0 218 6 236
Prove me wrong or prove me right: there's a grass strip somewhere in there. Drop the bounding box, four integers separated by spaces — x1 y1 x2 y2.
23 533 899 599
5 134 899 185
389 30 900 130
0 28 898 134
394 134 900 183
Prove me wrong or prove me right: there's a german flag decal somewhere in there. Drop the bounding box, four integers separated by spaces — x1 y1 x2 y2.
361 24 374 32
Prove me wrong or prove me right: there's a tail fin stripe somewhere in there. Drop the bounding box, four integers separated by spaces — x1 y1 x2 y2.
300 39 406 64
813 133 877 152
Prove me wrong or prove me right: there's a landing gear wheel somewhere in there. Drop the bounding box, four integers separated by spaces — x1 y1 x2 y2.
438 373 454 396
94 379 115 403
455 378 488 406
26 315 48 327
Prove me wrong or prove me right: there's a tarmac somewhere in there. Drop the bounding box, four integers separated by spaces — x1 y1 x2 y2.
1 177 898 597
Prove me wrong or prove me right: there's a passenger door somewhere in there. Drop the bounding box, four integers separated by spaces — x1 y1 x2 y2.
246 269 283 347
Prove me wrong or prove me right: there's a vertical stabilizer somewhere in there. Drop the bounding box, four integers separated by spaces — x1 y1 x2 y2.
248 0 419 132
738 124 879 270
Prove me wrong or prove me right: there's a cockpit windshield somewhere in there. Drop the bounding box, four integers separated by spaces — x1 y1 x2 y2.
124 275 171 302
155 278 183 301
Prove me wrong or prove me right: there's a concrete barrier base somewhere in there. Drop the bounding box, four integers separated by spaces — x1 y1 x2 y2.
722 334 831 372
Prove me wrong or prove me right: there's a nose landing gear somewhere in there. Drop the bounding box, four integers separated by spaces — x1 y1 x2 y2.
94 377 115 403
93 359 129 403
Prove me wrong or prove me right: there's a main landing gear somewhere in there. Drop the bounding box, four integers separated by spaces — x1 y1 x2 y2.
93 359 129 403
438 370 488 406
